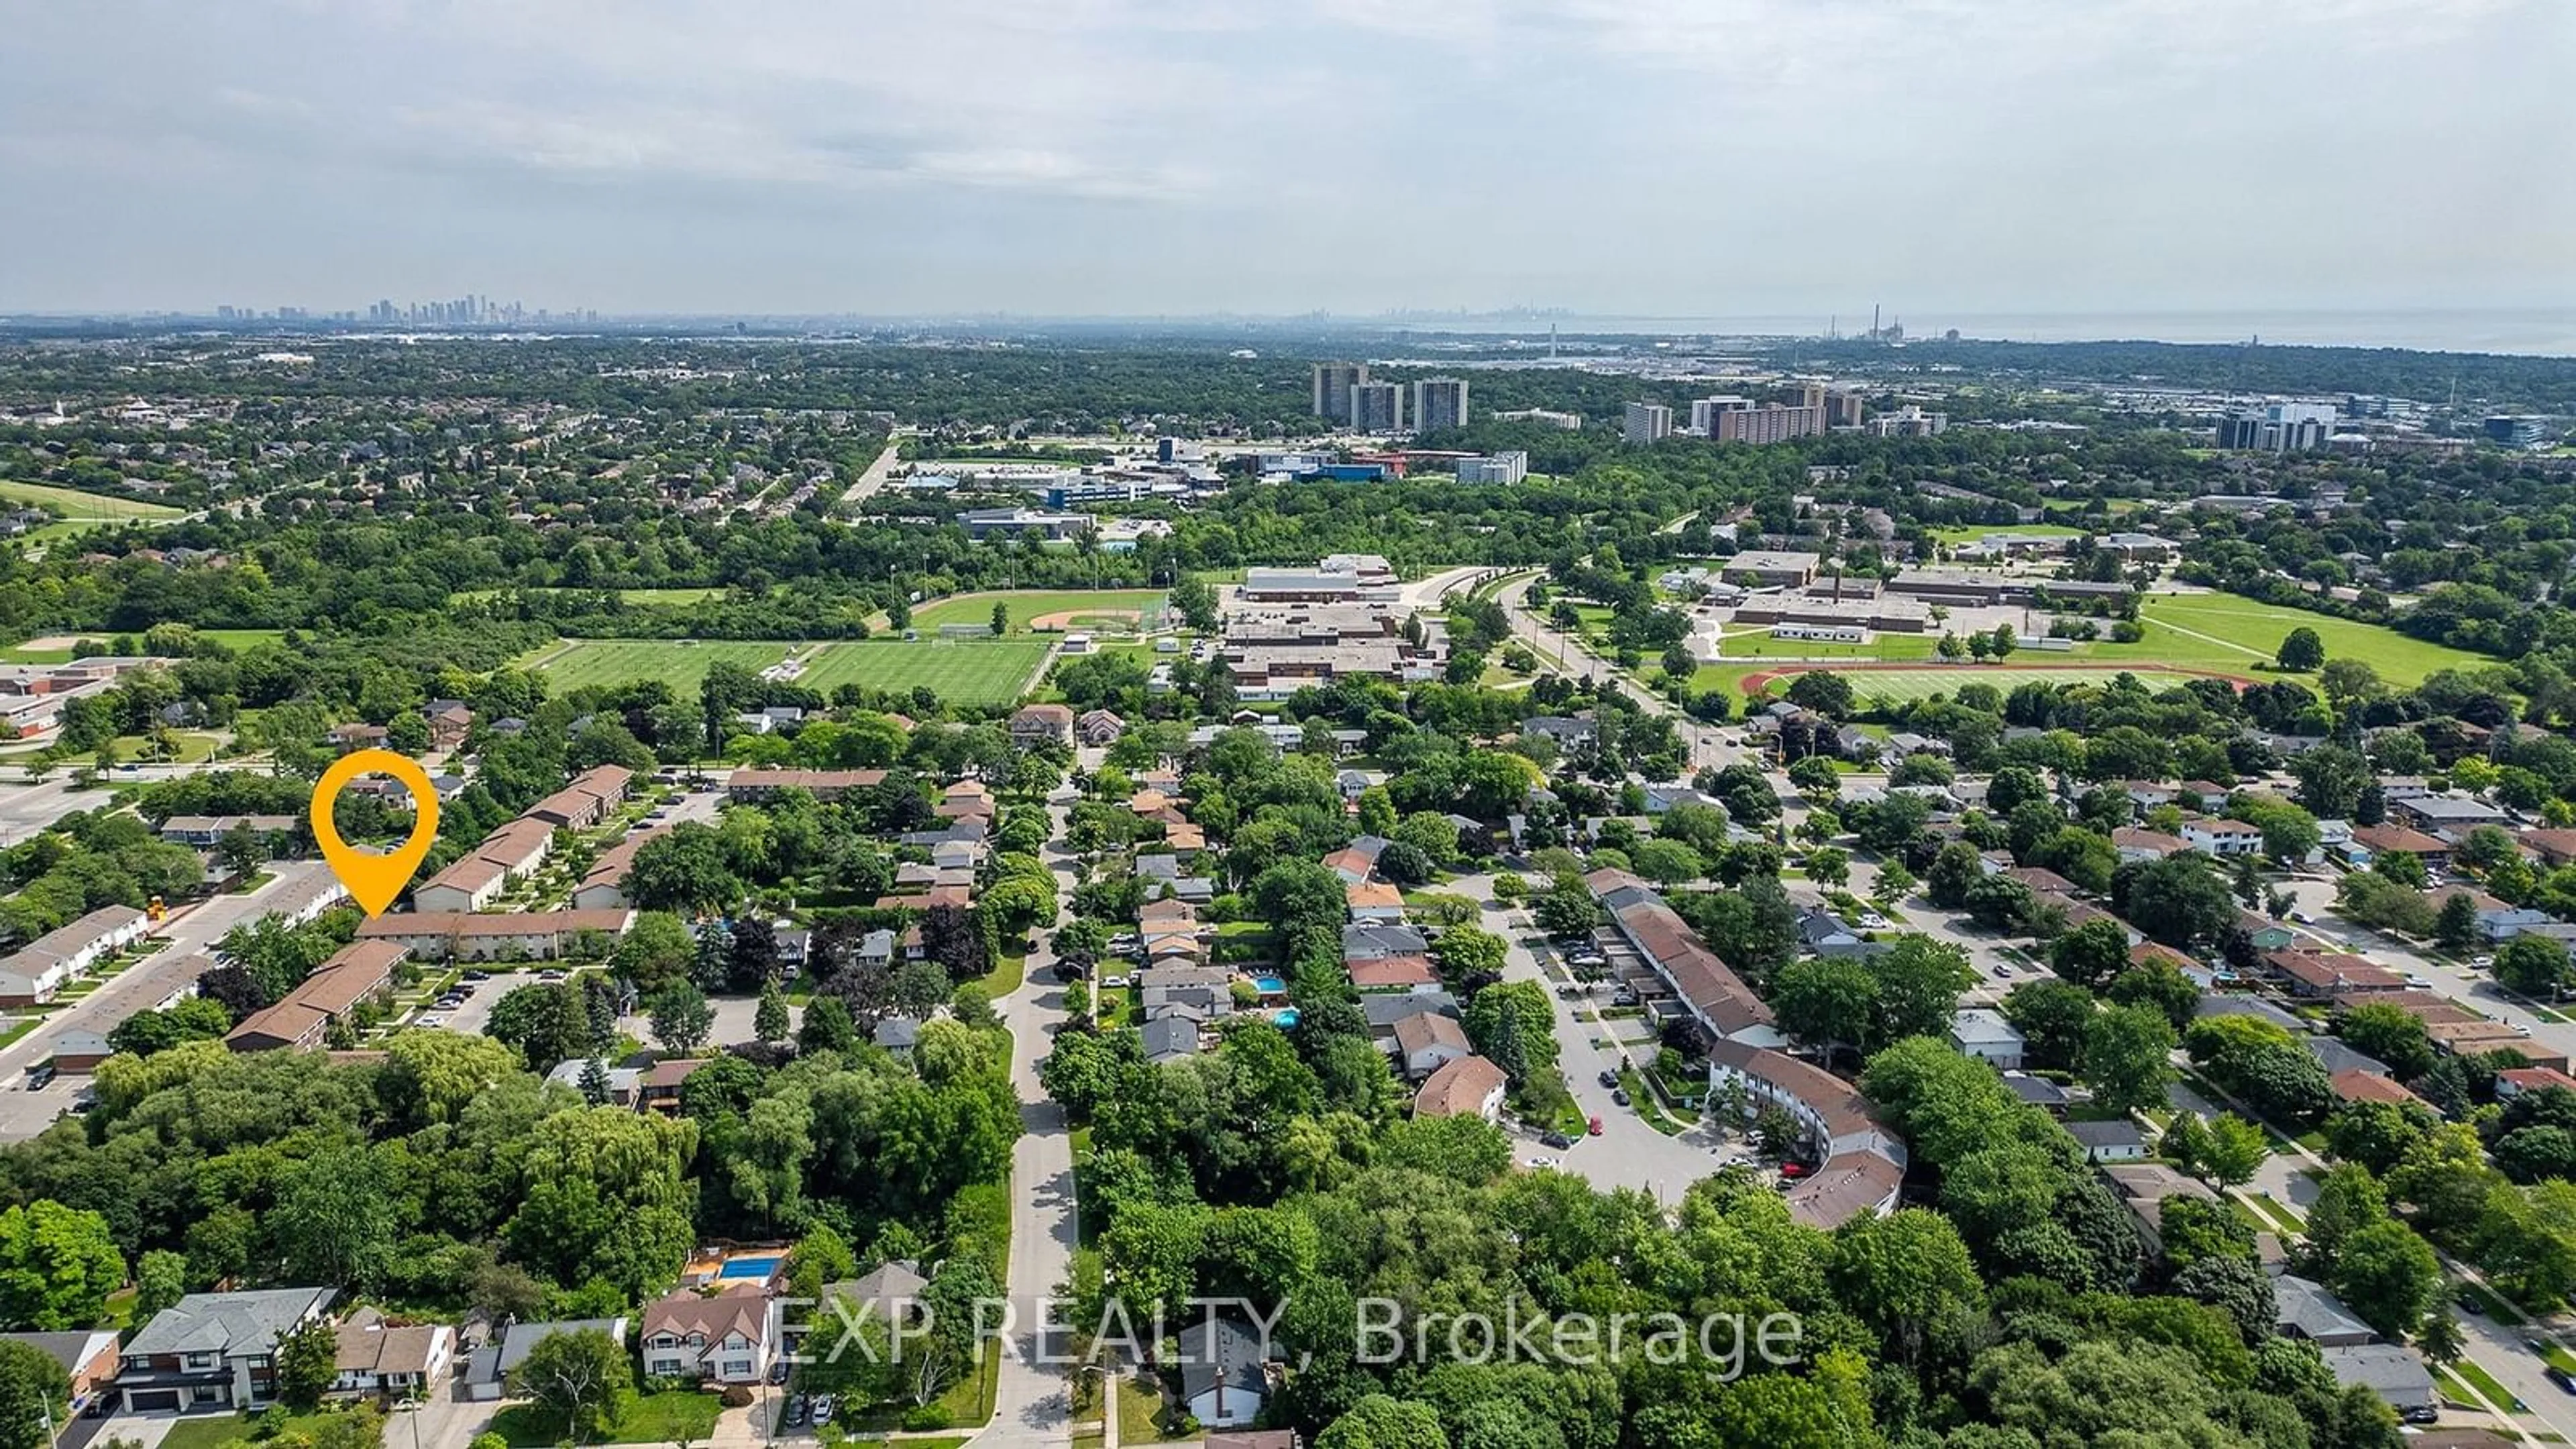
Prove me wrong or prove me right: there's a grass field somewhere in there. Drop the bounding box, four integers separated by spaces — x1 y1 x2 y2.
494 1389 721 1446
532 639 791 690
910 588 1166 635
455 586 728 606
1931 522 2086 542
0 478 186 523
1701 630 1944 663
2128 592 2489 685
1724 663 2231 704
800 640 1051 705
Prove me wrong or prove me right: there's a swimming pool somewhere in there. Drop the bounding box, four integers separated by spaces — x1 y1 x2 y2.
1252 975 1287 995
1272 1007 1301 1028
718 1255 784 1279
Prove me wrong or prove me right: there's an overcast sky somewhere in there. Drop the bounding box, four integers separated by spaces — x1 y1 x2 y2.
3 0 2569 329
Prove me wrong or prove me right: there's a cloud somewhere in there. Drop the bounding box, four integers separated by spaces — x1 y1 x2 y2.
0 0 2565 321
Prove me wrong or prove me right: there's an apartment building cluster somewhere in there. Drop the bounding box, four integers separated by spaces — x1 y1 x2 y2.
1310 364 1471 435
413 765 633 913
1625 384 1864 447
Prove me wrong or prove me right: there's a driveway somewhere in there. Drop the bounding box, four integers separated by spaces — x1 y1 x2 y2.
1452 871 1735 1202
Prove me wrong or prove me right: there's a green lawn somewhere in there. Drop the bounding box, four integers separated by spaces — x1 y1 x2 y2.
1931 523 2086 542
908 589 1167 636
197 628 287 651
798 640 1052 706
1695 631 1943 667
492 1389 722 1446
530 639 792 690
158 1408 380 1449
0 478 186 522
2127 592 2492 685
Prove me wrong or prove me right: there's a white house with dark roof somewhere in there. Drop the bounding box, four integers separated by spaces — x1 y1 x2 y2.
118 1288 337 1411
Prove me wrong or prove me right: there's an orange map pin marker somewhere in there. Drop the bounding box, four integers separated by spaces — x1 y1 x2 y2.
311 747 441 916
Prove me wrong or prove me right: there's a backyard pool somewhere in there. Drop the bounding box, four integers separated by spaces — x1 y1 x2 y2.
718 1254 784 1280
1271 1007 1301 1028
1252 975 1287 995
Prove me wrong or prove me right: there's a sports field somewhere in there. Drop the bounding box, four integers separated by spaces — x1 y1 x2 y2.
533 641 790 690
907 589 1165 635
1732 663 2240 704
0 479 185 523
528 637 1049 706
2126 593 2486 685
1930 523 2085 543
798 641 1051 705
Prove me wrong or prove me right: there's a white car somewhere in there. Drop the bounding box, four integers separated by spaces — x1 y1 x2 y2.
1523 1155 1556 1171
2474 955 2496 969
1858 912 1890 930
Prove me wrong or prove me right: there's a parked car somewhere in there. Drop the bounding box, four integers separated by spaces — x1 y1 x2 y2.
1611 1088 1631 1107
1598 1069 1621 1089
1587 1116 1605 1136
1540 1130 1575 1150
25 1065 54 1090
1523 1155 1556 1170
768 1362 790 1385
812 1395 837 1425
2548 1366 2576 1396
1858 912 1890 930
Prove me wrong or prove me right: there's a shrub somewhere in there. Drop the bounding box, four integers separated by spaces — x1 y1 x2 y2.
900 1405 954 1431
720 1386 755 1409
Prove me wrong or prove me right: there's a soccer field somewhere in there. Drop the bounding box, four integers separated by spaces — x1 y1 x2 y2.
799 641 1051 705
534 641 791 690
2130 593 2488 685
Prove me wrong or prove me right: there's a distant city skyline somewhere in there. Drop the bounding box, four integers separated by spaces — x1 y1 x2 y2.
3 1 2566 341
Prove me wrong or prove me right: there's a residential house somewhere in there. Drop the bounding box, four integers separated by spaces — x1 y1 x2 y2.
2065 1120 2147 1163
1948 1009 2026 1069
424 702 474 749
1009 704 1075 748
639 1283 777 1385
48 1029 115 1073
329 722 389 752
2429 885 2555 942
2319 1344 2436 1422
117 1288 337 1412
2098 1163 2218 1254
329 1314 453 1399
1076 708 1124 745
875 1017 920 1059
1391 1013 1475 1080
2181 818 2264 857
1413 1054 1509 1121
0 1330 119 1409
2351 823 2450 871
1142 1017 1201 1064
2263 949 2408 998
573 825 668 911
1174 1316 1271 1430
460 1318 629 1402
158 814 298 848
2275 1276 2375 1346
2332 1069 2428 1109
1346 881 1405 922
2497 1066 2576 1099
2112 827 2188 863
2390 794 2510 836
1363 991 1460 1053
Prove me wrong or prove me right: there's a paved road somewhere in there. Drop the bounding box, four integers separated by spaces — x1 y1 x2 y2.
1450 871 1735 1201
977 792 1081 1449
0 860 341 1138
835 438 908 515
0 761 264 848
2274 872 2576 1065
1497 574 1752 779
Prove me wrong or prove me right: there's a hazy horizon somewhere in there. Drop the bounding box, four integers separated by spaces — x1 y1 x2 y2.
5 0 2569 334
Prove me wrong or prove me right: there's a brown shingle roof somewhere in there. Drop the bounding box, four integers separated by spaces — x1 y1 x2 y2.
1414 1055 1506 1117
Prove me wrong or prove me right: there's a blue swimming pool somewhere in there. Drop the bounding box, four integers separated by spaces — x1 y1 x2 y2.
1272 1007 1301 1028
718 1255 784 1279
1252 975 1287 994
